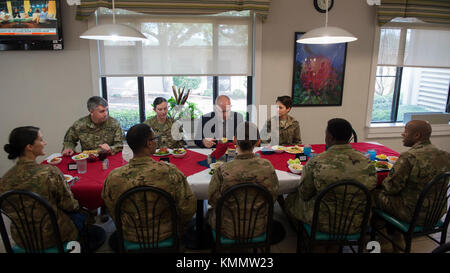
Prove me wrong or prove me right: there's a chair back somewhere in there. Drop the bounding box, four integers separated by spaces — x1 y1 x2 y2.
350 128 358 143
310 180 372 241
114 186 179 252
214 183 274 252
0 190 64 253
409 172 450 233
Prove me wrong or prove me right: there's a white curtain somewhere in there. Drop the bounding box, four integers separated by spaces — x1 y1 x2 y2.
378 27 450 68
97 9 252 76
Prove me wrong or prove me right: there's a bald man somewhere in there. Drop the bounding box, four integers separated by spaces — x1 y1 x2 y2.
194 95 244 148
375 120 450 225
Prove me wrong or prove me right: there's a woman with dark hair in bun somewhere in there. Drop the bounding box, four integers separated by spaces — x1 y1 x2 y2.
143 97 187 149
261 96 302 146
1 126 87 250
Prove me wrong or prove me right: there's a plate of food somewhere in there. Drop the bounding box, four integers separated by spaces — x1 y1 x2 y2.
285 145 304 154
376 154 388 161
71 153 88 161
153 147 171 156
47 157 62 165
64 175 73 183
172 148 187 158
372 161 392 172
387 156 398 164
209 162 225 175
271 145 285 154
288 164 303 174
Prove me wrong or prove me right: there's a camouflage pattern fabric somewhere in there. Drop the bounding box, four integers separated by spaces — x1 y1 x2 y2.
261 115 302 145
208 153 279 239
62 115 124 154
143 116 187 149
0 159 79 249
376 141 450 225
102 156 196 243
285 144 377 234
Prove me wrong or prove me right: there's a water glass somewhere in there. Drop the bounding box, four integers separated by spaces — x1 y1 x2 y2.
368 149 377 161
76 159 87 174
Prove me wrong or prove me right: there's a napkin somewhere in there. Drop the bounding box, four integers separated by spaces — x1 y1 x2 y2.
211 142 235 160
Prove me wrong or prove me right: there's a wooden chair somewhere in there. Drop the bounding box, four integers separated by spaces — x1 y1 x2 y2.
211 183 274 253
297 180 372 253
114 186 180 253
371 172 450 253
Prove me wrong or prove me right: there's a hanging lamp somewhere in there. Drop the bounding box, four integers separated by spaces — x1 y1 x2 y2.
80 0 146 41
297 0 357 44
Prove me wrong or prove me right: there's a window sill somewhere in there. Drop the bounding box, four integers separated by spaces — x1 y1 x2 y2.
366 123 450 139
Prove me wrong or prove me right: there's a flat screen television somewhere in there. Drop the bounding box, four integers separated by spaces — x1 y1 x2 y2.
0 0 63 50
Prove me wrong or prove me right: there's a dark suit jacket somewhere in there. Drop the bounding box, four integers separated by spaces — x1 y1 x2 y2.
194 111 244 148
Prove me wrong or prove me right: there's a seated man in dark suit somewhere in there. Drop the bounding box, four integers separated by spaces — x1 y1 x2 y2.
194 95 244 148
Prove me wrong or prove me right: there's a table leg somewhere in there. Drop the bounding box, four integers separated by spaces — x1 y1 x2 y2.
183 200 210 250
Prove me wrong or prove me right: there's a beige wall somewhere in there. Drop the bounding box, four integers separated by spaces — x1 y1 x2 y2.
0 2 94 175
0 0 449 176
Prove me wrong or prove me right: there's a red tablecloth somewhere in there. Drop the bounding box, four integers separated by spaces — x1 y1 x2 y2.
43 150 208 210
256 142 400 185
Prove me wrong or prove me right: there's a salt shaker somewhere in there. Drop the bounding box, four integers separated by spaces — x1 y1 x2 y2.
102 158 109 170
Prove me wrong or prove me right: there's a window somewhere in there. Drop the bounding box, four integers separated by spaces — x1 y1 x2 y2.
94 9 254 132
370 27 450 123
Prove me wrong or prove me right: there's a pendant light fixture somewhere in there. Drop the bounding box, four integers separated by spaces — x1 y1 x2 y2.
297 0 357 44
80 0 146 41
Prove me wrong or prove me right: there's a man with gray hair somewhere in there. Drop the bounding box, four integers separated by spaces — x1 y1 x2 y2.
62 96 124 156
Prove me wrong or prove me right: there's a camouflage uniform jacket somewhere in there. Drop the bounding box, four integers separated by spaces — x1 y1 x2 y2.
102 156 196 243
0 159 79 249
261 115 302 145
208 153 279 239
376 141 450 224
143 116 187 149
63 115 124 154
285 144 377 234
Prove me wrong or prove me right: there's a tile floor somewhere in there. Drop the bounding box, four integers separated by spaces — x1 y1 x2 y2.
1 202 448 253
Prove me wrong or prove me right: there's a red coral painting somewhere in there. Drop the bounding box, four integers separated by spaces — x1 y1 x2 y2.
292 32 347 106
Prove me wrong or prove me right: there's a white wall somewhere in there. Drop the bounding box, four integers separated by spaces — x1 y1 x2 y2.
0 2 94 175
0 0 449 176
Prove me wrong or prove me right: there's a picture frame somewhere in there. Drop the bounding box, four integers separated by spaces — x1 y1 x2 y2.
292 32 348 106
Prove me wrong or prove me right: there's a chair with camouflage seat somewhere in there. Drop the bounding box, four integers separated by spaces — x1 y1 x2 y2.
296 180 372 253
370 172 450 253
113 186 180 253
0 190 79 253
211 183 274 253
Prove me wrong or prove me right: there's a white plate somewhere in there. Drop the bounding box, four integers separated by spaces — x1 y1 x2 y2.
387 156 398 164
64 175 73 182
46 153 62 162
153 148 172 157
374 162 392 172
271 145 285 153
285 146 304 154
71 153 88 161
172 149 187 158
47 157 62 165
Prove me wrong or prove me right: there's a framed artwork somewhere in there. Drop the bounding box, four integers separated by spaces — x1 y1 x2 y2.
292 32 348 106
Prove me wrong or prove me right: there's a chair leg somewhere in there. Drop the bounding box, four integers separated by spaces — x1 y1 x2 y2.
404 236 412 253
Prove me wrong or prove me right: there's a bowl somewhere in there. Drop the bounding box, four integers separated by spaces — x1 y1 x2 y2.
288 163 303 174
387 156 398 164
48 157 62 165
272 145 285 154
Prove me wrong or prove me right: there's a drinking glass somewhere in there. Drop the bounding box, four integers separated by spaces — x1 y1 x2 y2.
368 149 377 161
76 159 87 174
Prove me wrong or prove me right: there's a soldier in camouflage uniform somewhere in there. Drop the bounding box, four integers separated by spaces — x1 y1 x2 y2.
375 120 450 225
208 122 279 239
285 118 377 235
1 126 80 249
261 96 302 145
102 123 195 243
62 96 124 156
143 97 187 149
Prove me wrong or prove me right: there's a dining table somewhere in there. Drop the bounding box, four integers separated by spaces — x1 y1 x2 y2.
42 142 400 249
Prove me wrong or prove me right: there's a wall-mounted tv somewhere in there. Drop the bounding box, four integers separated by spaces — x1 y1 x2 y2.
0 0 63 50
